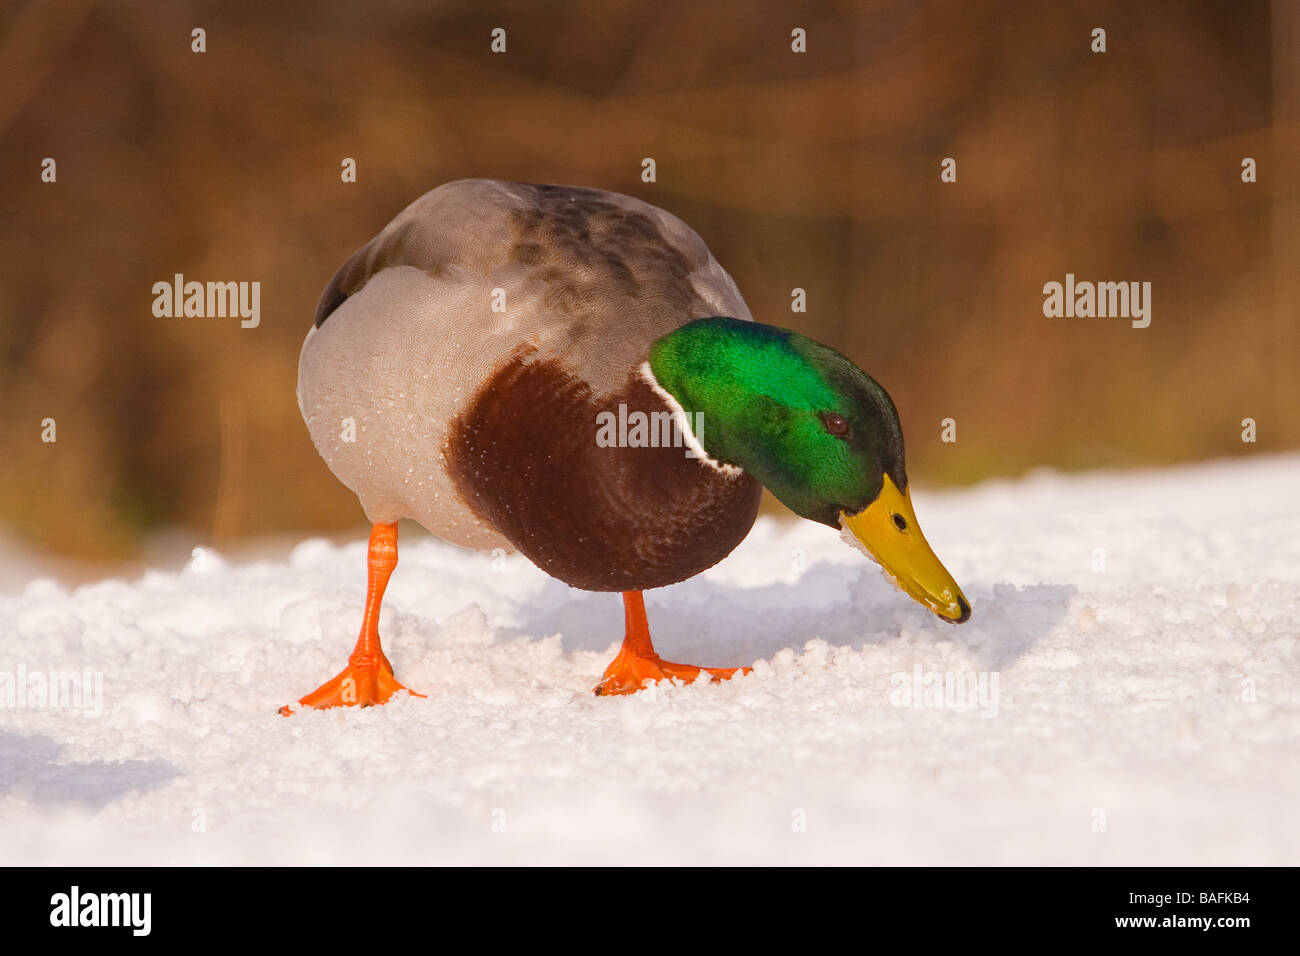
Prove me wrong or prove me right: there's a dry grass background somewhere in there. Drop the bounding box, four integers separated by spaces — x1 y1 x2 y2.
0 0 1296 562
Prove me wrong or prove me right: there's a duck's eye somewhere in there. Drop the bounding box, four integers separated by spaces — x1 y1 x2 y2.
892 513 908 531
822 412 851 437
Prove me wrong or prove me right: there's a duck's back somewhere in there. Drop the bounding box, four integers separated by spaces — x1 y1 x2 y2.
298 179 754 557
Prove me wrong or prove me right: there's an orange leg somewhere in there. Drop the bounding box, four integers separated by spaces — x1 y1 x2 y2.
280 522 425 715
592 590 749 696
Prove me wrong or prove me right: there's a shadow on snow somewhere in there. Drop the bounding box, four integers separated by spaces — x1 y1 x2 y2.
0 730 177 808
509 559 1074 673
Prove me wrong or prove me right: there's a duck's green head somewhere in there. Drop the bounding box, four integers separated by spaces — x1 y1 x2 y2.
648 316 970 623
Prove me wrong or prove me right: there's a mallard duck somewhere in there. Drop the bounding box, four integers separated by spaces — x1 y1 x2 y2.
283 179 969 712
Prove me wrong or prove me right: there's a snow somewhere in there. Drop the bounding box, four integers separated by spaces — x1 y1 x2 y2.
1 454 1297 865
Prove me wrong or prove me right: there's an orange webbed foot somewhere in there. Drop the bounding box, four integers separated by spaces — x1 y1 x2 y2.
280 522 426 716
593 651 750 696
279 654 425 715
593 591 750 696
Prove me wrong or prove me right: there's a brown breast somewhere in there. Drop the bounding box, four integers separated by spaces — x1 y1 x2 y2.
444 348 762 592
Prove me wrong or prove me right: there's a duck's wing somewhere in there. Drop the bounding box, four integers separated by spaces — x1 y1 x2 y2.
313 178 526 329
312 178 751 397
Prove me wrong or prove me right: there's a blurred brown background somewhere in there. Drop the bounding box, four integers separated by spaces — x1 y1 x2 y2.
1 0 1296 566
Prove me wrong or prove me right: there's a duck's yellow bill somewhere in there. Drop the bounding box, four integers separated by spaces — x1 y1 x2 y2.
840 475 971 623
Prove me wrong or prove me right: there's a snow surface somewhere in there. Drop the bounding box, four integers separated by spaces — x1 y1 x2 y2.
1 455 1297 865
